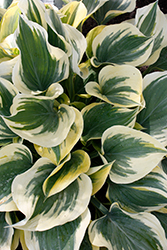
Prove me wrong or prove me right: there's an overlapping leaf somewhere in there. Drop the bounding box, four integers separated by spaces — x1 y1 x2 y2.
0 143 33 211
64 23 87 77
81 102 139 142
0 56 18 81
34 107 83 165
85 65 143 107
93 0 136 24
18 0 47 29
136 1 167 65
24 209 90 250
0 77 18 116
90 22 153 67
87 162 114 195
60 1 87 28
0 4 21 42
0 212 14 250
107 166 167 212
137 71 167 147
43 150 90 197
12 156 92 231
45 8 72 55
0 116 18 146
13 15 69 94
88 202 167 250
101 125 167 184
3 93 75 147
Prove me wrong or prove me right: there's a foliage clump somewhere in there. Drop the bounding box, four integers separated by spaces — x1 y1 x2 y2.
0 0 167 249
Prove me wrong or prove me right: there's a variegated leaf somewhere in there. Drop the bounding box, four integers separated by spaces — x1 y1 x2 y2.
12 156 92 231
87 162 114 195
80 0 108 16
13 15 69 94
0 212 14 250
137 71 167 147
18 0 47 29
0 45 15 62
0 143 33 211
60 1 87 28
64 23 87 78
88 202 167 250
0 56 18 81
3 94 75 147
0 4 21 42
0 116 18 146
34 106 83 165
91 22 153 67
86 25 105 59
107 166 167 212
0 77 18 116
93 0 136 24
24 209 90 250
45 8 72 55
136 1 167 65
81 102 139 142
85 65 142 107
43 150 90 197
101 125 167 184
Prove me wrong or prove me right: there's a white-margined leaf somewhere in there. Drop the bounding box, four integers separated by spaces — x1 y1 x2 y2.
24 209 90 250
64 23 87 78
93 0 136 24
13 15 69 94
81 102 139 142
0 56 18 81
0 212 14 250
91 22 153 67
18 0 47 29
0 77 18 116
12 156 92 231
107 166 167 212
60 1 87 28
0 5 21 42
88 202 167 250
85 65 143 107
0 116 18 146
86 25 105 59
87 162 114 195
137 71 167 147
34 106 83 165
45 8 72 56
136 1 167 65
101 125 167 184
43 150 90 197
0 143 33 211
3 94 75 147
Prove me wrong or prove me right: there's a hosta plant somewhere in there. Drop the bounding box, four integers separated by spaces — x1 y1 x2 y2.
1 0 167 249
